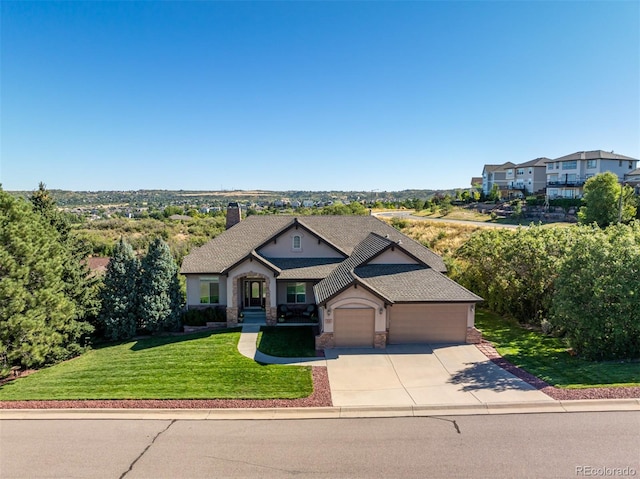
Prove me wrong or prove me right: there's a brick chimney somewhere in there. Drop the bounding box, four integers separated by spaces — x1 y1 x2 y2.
226 202 241 229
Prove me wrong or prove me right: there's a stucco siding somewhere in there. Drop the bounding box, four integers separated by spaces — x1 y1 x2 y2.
368 249 418 265
258 230 343 258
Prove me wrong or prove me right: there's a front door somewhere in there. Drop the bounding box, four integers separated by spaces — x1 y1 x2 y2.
244 280 264 308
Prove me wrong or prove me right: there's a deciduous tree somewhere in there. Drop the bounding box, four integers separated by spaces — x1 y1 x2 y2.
578 172 636 227
551 223 640 360
453 225 577 325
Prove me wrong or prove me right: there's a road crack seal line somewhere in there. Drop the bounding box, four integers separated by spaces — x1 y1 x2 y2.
427 416 462 434
203 455 308 475
119 419 176 479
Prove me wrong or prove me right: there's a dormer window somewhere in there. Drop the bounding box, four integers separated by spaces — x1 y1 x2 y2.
292 234 302 251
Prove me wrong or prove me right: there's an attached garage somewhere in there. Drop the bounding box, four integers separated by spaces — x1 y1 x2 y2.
389 303 468 344
333 308 375 348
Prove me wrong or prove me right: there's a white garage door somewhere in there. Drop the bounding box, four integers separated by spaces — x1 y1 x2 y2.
334 308 375 348
389 304 467 344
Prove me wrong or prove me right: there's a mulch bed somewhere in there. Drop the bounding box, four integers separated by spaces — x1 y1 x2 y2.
476 341 640 400
0 367 332 409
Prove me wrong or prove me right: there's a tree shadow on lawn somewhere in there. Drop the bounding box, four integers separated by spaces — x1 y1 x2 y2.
447 359 541 393
126 327 242 351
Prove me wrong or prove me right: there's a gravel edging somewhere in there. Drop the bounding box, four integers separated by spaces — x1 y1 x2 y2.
476 341 640 400
0 367 332 409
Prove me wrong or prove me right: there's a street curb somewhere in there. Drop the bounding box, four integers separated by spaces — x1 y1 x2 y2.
1 398 638 420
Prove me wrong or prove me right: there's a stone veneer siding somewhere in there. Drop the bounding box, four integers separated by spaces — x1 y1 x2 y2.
466 327 482 344
374 332 387 349
315 332 335 350
266 307 277 326
227 307 239 326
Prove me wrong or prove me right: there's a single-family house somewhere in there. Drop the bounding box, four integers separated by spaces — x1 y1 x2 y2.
624 167 640 195
506 158 549 195
482 159 548 197
546 150 638 199
481 162 516 196
180 208 483 349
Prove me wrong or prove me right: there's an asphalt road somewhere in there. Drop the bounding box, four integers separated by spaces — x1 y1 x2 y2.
2 412 638 478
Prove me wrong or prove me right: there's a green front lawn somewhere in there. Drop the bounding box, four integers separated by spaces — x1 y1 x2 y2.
476 309 640 388
257 326 317 357
0 329 313 401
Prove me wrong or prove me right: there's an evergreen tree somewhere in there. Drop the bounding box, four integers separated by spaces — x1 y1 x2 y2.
0 189 92 371
99 238 140 340
138 238 183 333
30 183 100 323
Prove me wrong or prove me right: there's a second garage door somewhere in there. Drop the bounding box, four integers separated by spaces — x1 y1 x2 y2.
334 308 375 348
389 304 467 344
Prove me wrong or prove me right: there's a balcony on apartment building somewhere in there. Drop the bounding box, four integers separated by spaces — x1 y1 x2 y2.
547 176 587 187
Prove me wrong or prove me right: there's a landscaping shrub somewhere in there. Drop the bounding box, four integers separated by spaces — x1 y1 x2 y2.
453 221 640 360
453 225 578 325
550 223 640 360
181 307 226 326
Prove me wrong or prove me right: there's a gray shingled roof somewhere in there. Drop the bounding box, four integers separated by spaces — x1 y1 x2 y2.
516 157 550 168
313 233 394 304
266 258 343 280
354 264 482 303
180 215 446 274
547 150 638 162
482 162 516 173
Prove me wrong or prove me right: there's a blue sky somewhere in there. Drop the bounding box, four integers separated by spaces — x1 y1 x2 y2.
2 1 638 192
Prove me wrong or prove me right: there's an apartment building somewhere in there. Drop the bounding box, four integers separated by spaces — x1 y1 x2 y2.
546 150 638 199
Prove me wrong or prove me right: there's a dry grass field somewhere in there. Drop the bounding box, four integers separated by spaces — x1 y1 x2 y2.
379 217 484 256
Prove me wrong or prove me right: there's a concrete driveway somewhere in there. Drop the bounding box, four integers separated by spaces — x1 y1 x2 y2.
324 344 553 407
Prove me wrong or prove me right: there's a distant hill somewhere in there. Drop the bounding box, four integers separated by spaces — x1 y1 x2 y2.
6 188 463 208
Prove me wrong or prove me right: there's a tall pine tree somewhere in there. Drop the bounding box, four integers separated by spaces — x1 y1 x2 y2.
99 238 140 340
30 183 100 324
138 238 183 333
0 189 92 371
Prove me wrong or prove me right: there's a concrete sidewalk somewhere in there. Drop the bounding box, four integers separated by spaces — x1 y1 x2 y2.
238 324 327 366
2 399 638 420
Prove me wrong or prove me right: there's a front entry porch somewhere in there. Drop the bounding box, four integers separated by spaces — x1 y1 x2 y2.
228 272 277 326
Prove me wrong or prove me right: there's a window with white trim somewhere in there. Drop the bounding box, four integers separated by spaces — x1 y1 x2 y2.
292 234 302 250
286 283 306 303
200 277 220 304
